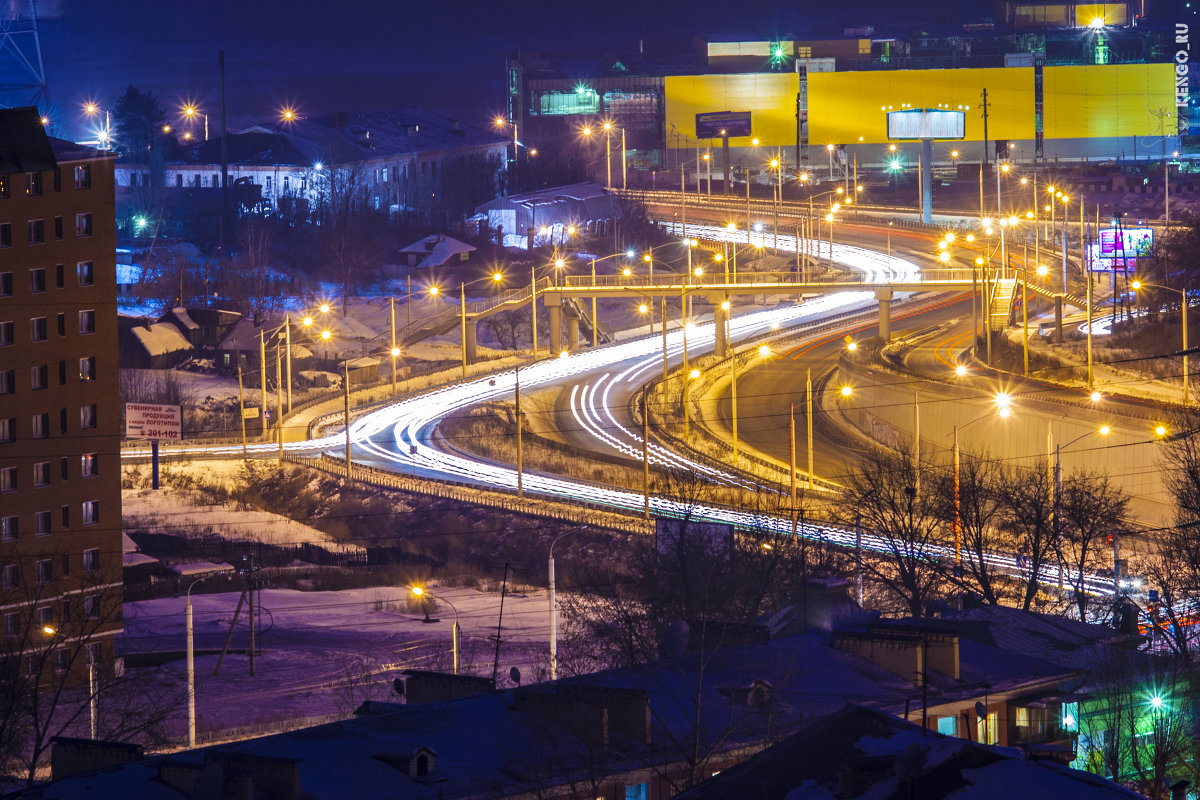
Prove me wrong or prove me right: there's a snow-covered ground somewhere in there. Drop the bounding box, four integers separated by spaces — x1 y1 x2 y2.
121 583 550 744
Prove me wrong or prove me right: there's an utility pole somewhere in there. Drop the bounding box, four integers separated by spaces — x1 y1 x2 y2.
492 563 509 688
980 88 990 166
515 368 523 498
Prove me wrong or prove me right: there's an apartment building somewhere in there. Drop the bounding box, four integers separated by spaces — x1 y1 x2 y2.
0 107 121 682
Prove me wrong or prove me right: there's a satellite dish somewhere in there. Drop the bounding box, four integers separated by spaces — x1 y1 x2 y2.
509 667 521 686
974 701 987 718
392 677 405 696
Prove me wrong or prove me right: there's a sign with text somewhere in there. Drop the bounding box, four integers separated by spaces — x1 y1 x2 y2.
695 111 752 139
125 403 182 441
1087 243 1142 271
1099 227 1153 258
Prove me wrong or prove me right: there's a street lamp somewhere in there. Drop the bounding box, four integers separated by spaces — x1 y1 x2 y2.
83 102 111 149
411 587 459 674
1131 279 1189 405
548 526 588 680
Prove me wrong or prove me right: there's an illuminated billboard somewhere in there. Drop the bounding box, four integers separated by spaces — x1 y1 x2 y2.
1099 227 1153 257
886 108 966 140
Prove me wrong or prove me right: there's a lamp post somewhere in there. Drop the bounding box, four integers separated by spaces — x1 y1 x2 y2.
412 587 459 674
603 121 613 189
185 572 225 748
1132 279 1189 405
83 102 111 149
548 526 588 681
948 398 1012 562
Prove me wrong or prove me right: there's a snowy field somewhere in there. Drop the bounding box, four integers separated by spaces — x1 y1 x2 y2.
122 583 550 745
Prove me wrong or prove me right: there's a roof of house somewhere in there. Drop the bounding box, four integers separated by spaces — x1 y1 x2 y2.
130 322 193 358
399 234 477 268
675 705 1147 800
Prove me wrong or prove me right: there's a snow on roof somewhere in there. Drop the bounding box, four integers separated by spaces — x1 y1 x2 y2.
399 234 477 268
169 307 200 330
131 322 193 358
123 552 159 568
346 356 380 368
169 561 236 577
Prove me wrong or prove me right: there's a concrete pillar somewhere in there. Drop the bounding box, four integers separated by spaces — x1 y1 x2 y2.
713 297 729 359
549 303 563 354
1054 294 1064 344
875 287 894 341
920 139 933 225
465 321 478 365
567 316 579 351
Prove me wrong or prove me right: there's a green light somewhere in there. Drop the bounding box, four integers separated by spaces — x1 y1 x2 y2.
133 215 148 232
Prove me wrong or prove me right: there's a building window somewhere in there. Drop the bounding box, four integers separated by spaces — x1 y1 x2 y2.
30 316 46 341
30 363 46 390
33 461 49 487
82 502 99 528
26 219 43 244
175 173 183 188
77 261 94 286
75 213 92 237
60 505 68 529
84 595 99 619
29 267 45 293
55 313 64 337
34 510 50 535
82 546 99 569
4 612 18 637
35 559 51 585
59 408 67 434
0 417 13 442
938 716 957 736
0 271 10 296
0 370 10 394
79 356 95 381
0 516 14 541
32 412 48 439
86 642 99 665
1 564 18 590
53 216 62 240
0 175 8 198
81 452 97 477
59 457 67 480
74 165 91 190
55 263 63 288
624 783 648 800
283 176 290 191
80 404 97 430
0 321 10 346
977 712 999 746
0 223 10 247
25 171 41 196
0 466 15 492
52 167 60 192
78 310 95 334
54 648 69 673
57 360 64 383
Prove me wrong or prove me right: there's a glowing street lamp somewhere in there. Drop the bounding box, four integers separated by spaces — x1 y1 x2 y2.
1131 279 1189 405
411 586 459 674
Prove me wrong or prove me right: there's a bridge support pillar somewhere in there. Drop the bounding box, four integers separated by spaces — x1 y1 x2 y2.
549 303 563 354
875 287 894 341
1054 294 1064 344
465 320 478 365
567 316 579 351
713 298 729 358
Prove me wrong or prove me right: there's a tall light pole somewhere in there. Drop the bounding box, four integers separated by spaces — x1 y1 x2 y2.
548 526 587 681
185 572 224 748
412 587 459 674
603 121 613 189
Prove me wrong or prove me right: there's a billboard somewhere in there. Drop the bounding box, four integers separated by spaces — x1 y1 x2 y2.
696 111 752 139
1042 64 1175 139
1099 227 1154 258
886 108 966 140
1087 243 1142 271
125 403 182 440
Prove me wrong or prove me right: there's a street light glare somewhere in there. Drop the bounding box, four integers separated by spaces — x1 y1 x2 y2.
411 586 424 596
955 364 967 376
840 385 853 397
320 330 332 340
390 347 401 357
1156 425 1169 437
555 258 565 268
492 272 503 282
758 345 770 357
319 304 331 314
689 368 700 379
638 303 648 314
1099 425 1111 436
721 300 731 310
429 286 439 296
1090 390 1102 402
42 625 55 635
302 316 313 327
622 267 632 277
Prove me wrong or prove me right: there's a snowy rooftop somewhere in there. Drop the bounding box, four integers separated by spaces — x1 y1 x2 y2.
130 322 193 358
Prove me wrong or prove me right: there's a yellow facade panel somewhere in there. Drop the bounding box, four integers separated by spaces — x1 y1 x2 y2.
808 68 1034 145
1043 64 1174 139
664 73 799 148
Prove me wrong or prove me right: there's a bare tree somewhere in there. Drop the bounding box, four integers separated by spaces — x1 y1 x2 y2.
997 460 1060 611
834 448 945 617
0 562 180 785
1058 470 1131 622
928 453 1012 606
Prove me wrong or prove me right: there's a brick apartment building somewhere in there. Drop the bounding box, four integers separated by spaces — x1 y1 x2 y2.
0 107 121 682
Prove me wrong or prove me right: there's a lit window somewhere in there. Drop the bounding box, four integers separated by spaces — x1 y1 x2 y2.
75 213 92 237
77 261 94 287
25 171 41 196
81 452 97 477
82 546 99 569
82 503 99 528
0 516 15 541
73 165 91 190
80 404 97 430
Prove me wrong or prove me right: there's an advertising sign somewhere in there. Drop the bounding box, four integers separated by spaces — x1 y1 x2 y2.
695 111 752 139
1098 227 1153 258
1087 243 1141 271
886 108 966 140
125 403 182 440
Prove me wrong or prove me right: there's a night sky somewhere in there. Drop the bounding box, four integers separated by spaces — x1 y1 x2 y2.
30 0 1193 138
